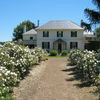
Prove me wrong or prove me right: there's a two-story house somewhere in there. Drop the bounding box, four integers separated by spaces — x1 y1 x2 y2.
23 20 95 52
36 20 85 52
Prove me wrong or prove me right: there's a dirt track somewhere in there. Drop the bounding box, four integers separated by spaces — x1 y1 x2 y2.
14 58 97 100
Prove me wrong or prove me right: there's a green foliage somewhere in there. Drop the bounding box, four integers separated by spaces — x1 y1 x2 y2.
13 20 36 41
92 0 100 9
95 75 100 99
84 0 100 24
0 42 48 99
95 27 100 39
81 20 91 31
61 50 68 56
68 49 82 65
68 49 100 99
50 50 58 56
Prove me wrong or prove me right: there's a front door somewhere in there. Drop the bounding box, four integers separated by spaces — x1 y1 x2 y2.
58 43 62 53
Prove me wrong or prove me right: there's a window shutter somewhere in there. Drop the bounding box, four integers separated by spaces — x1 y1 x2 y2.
57 31 59 37
61 31 63 37
43 31 45 37
75 31 77 37
48 42 50 49
42 42 44 49
47 31 49 37
76 42 78 48
70 42 72 49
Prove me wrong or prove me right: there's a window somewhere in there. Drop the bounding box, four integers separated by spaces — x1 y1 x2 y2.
57 31 63 37
71 31 77 37
42 42 50 49
30 37 33 40
43 31 49 37
70 42 78 49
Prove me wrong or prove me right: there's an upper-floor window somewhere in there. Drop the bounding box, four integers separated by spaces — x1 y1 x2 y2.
43 31 49 37
30 37 33 40
57 31 63 37
71 31 77 37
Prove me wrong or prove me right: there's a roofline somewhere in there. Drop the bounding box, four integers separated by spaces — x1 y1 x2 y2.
35 28 84 31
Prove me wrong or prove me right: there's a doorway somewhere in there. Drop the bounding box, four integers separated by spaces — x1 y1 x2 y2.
58 43 62 53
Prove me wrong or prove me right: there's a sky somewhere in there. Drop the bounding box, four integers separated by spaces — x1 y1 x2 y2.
0 0 95 42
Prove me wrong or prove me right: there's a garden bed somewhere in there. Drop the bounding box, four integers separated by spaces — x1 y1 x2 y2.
13 61 46 100
0 42 48 100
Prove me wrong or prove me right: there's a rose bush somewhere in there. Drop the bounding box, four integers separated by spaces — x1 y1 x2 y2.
68 49 100 99
68 49 83 65
68 50 99 82
0 42 48 99
31 47 48 63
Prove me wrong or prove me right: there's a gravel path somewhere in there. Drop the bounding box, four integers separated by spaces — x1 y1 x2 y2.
14 58 97 100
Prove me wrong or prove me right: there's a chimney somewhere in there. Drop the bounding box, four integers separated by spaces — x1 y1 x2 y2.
80 20 83 27
24 25 26 33
37 20 40 27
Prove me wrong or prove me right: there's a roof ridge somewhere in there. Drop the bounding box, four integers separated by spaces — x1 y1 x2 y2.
36 20 84 30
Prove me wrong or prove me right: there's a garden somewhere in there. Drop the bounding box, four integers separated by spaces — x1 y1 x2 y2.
0 42 48 100
68 49 100 99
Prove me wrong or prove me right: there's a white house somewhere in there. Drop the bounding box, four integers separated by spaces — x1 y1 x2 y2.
23 20 95 52
23 29 37 48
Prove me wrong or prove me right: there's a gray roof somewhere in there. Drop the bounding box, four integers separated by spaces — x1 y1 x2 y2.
36 20 83 30
23 29 37 35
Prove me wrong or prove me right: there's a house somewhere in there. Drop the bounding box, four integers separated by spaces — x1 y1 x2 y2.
23 29 37 48
23 20 95 52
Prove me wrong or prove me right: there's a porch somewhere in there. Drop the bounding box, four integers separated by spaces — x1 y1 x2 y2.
53 39 67 53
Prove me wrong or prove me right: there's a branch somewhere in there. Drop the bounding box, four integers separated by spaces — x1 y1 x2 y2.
84 8 100 24
92 0 100 10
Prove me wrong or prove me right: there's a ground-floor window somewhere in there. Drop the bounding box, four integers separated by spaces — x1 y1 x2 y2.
70 42 78 49
42 42 50 50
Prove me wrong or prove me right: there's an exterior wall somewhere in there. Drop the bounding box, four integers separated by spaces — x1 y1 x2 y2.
23 34 37 40
23 34 37 45
37 29 85 50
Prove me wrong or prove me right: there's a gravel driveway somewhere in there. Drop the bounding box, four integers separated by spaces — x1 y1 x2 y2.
14 57 97 100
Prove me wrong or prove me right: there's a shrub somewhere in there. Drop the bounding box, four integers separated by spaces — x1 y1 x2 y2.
0 42 48 99
0 66 18 99
61 50 68 56
68 49 100 98
95 74 100 99
49 50 57 56
68 49 82 65
31 47 48 62
78 50 98 83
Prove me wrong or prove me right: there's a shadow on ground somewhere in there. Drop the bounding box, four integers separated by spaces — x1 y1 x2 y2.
61 65 92 88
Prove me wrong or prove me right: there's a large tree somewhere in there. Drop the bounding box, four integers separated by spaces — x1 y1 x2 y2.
81 20 92 31
95 27 100 38
13 20 36 41
84 0 100 24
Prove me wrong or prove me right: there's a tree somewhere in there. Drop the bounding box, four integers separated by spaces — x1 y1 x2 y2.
95 27 100 38
81 20 91 31
13 20 36 41
84 0 100 24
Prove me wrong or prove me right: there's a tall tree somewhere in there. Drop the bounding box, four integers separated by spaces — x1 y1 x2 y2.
95 27 100 38
84 0 100 24
13 20 36 41
81 20 92 31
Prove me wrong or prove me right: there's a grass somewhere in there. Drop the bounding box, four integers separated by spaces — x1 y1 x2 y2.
48 55 66 58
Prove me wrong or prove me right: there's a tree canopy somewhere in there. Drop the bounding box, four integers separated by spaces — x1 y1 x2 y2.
13 20 36 41
84 0 100 24
80 20 91 31
95 27 100 38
